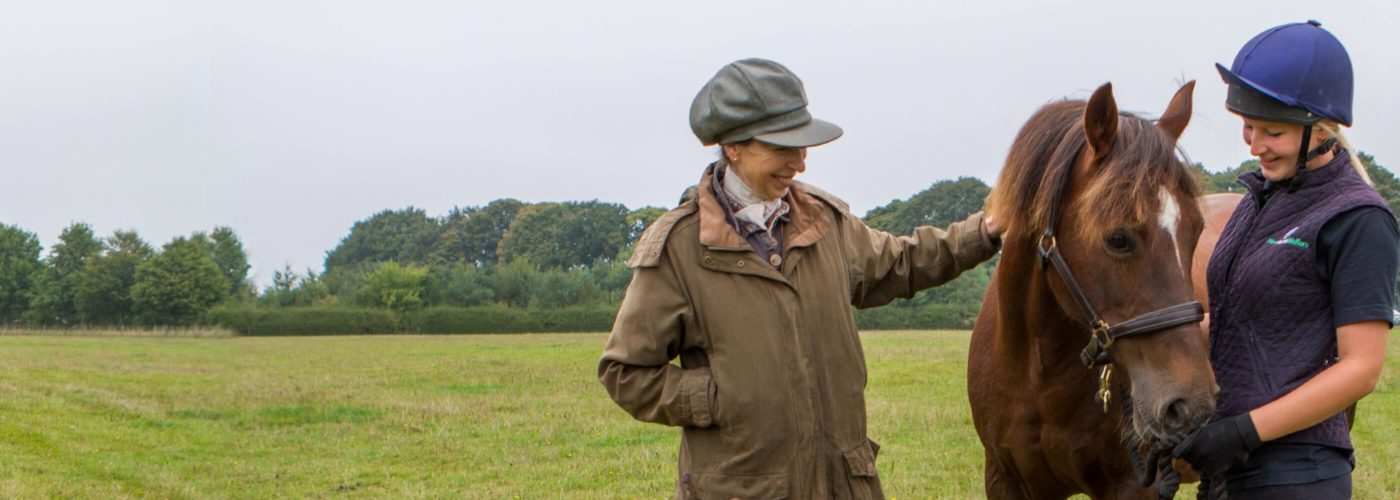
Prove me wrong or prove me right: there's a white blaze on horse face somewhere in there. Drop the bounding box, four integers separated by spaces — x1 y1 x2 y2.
1157 188 1183 271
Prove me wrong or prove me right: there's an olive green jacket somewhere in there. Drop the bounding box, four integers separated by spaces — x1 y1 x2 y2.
599 165 997 499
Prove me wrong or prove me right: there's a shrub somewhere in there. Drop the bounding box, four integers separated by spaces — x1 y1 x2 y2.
208 306 397 336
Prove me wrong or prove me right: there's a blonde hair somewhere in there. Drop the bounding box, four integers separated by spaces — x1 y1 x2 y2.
1318 122 1373 187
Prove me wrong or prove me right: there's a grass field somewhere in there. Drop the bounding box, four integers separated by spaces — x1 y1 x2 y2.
0 330 1397 498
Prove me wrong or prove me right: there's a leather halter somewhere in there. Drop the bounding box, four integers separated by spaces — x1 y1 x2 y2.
1037 160 1205 372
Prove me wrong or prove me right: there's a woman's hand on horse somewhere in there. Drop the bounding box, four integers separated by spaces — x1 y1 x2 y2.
1172 413 1262 476
981 214 1002 242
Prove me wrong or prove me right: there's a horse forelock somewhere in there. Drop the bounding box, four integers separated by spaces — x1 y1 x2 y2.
987 100 1200 243
1066 113 1200 242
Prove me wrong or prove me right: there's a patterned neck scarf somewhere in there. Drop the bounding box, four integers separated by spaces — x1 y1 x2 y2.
716 160 789 235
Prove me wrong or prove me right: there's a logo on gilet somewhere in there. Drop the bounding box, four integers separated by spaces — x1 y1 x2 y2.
1266 226 1310 248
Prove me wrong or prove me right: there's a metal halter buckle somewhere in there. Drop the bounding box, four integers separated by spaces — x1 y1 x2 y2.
1092 320 1112 346
1080 320 1114 368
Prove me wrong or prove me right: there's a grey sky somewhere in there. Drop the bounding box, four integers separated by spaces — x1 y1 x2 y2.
3 1 1397 287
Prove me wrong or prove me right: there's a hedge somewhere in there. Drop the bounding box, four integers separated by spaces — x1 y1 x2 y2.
208 304 619 336
853 303 979 330
208 303 975 336
413 304 615 333
207 306 397 336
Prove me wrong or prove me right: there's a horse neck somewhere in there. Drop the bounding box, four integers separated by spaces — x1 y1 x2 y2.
994 235 1097 375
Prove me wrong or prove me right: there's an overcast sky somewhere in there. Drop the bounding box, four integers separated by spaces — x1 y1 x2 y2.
2 1 1396 287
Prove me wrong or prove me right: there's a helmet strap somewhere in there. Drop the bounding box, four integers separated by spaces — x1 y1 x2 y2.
1284 126 1313 191
1283 127 1339 192
1307 136 1340 163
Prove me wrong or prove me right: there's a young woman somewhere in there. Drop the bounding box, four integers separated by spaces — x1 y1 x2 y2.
1174 21 1397 499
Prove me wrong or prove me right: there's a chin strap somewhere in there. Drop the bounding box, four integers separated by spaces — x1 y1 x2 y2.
1283 126 1339 192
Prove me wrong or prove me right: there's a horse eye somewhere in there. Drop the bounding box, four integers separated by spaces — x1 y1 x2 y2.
1105 231 1133 253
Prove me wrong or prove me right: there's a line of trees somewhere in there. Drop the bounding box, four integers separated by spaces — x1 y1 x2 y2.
261 200 660 312
0 224 250 326
4 153 1397 333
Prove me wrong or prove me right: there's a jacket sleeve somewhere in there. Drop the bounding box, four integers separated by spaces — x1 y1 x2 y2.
845 210 999 308
598 255 714 428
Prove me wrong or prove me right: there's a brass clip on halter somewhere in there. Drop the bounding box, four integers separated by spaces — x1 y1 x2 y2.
1097 365 1114 414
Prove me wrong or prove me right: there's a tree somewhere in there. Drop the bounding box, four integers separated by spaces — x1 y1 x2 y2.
1197 159 1258 194
0 223 43 324
356 261 428 313
497 201 630 269
858 177 996 328
209 226 253 299
590 259 635 304
260 265 330 307
262 264 300 307
324 207 441 271
320 261 377 305
29 222 102 325
424 263 495 307
76 230 153 325
625 206 667 244
491 258 539 308
432 199 527 266
532 266 603 309
1359 152 1400 216
131 236 229 325
864 177 990 235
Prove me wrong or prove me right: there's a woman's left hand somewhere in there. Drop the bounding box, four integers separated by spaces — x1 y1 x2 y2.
1173 413 1262 476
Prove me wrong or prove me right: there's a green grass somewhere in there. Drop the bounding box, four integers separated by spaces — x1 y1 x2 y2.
0 331 1397 498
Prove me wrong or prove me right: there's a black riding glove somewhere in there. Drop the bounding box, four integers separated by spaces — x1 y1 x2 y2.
1172 413 1263 477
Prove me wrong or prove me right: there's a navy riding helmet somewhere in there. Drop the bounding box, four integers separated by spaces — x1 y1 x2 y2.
1216 20 1353 185
1217 20 1353 127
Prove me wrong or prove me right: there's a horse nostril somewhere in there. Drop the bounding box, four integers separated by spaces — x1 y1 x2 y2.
1160 398 1191 434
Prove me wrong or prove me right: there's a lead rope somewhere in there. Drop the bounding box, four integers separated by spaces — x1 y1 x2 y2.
1154 445 1181 499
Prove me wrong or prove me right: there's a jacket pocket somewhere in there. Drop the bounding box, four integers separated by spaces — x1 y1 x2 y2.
842 439 879 477
841 439 884 499
681 472 789 499
681 367 715 428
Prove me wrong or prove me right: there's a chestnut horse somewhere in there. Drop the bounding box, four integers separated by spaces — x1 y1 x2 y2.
970 82 1218 498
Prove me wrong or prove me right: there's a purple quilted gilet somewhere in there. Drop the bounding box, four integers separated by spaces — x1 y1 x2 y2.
1205 150 1391 448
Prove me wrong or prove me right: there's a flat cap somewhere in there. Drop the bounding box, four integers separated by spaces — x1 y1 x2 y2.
689 58 842 147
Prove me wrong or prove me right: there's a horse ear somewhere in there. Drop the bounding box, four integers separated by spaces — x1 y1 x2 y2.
1157 80 1195 141
1084 82 1118 161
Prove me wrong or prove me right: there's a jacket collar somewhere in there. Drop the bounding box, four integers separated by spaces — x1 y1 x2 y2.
697 163 830 250
1238 148 1355 198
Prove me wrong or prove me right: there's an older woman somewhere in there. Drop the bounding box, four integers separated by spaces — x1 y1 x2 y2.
598 58 1001 498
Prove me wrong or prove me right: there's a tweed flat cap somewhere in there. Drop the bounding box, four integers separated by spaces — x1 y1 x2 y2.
689 58 842 147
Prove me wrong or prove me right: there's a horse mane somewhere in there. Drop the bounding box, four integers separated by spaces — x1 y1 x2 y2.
986 100 1200 241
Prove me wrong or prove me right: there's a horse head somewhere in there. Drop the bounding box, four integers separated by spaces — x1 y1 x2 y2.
1067 81 1218 449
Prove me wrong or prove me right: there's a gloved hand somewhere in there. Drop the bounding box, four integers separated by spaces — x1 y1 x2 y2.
1172 413 1263 477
